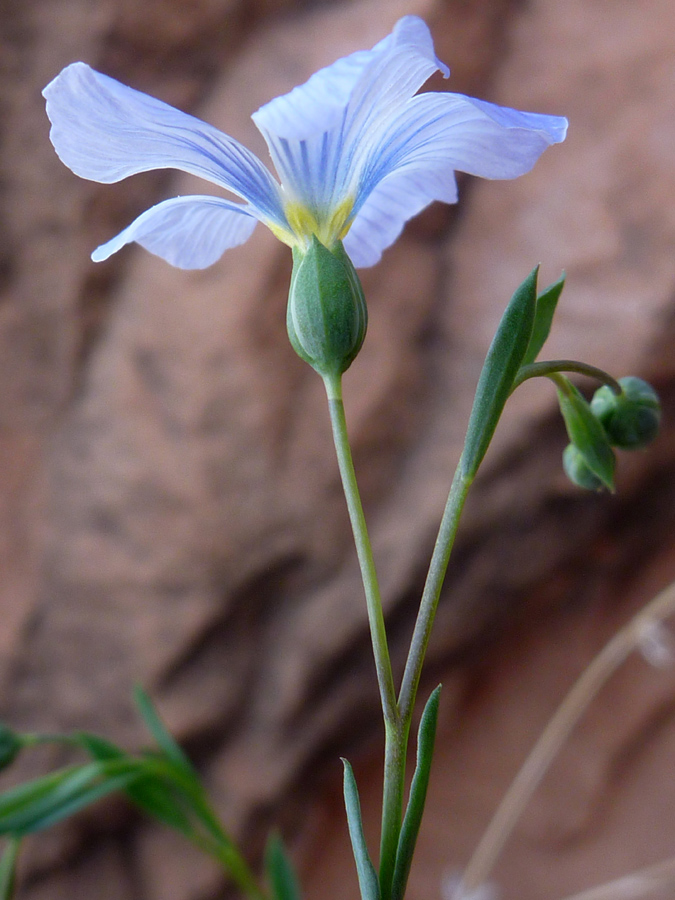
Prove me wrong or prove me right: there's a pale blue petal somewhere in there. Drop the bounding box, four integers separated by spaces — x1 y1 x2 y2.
91 196 258 269
43 63 285 226
343 93 565 266
357 92 568 206
252 16 448 212
343 168 457 267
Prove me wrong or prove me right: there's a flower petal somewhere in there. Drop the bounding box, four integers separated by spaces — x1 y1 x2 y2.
91 196 258 269
343 93 566 266
43 62 285 225
357 92 568 206
252 16 448 212
343 168 456 267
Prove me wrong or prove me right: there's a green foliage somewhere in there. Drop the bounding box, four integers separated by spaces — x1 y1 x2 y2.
0 690 265 900
0 761 140 835
461 267 539 478
0 838 20 900
521 272 565 367
132 686 195 775
390 687 441 900
557 376 615 491
265 832 302 900
342 759 380 900
0 729 21 775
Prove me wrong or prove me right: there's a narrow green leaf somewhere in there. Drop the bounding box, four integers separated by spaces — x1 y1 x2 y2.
557 377 615 491
342 760 380 900
521 272 565 366
461 267 539 478
74 731 127 760
0 766 84 824
0 838 20 900
390 687 441 900
0 760 141 836
74 730 196 836
133 686 194 774
265 832 302 900
16 770 139 835
128 774 196 837
0 726 21 775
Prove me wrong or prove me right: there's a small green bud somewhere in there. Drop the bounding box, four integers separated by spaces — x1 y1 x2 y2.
0 722 22 770
287 236 367 379
563 443 606 491
556 376 615 491
591 376 661 449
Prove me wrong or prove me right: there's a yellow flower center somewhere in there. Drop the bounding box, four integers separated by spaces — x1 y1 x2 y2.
268 197 355 250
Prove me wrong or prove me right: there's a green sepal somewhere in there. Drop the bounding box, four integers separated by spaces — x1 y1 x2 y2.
557 376 615 491
0 838 20 900
521 272 565 366
461 267 539 478
390 686 441 900
287 237 367 379
562 443 605 491
265 832 302 900
342 759 380 900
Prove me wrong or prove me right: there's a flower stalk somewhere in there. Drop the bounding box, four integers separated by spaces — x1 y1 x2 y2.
323 373 397 724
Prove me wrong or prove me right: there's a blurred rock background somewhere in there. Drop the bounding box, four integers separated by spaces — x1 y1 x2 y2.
1 0 675 898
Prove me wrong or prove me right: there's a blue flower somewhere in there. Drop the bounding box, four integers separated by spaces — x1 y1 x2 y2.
43 16 567 270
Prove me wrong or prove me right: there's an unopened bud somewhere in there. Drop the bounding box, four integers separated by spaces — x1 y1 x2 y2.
287 236 367 379
556 377 615 491
591 377 661 450
562 443 607 492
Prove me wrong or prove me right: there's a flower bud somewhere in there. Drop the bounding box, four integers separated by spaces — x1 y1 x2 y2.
287 236 367 379
556 376 615 491
591 376 661 450
562 443 606 491
0 722 22 771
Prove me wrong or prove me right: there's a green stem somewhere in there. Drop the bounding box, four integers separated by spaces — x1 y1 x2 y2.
323 374 397 724
398 462 473 725
379 720 409 900
323 374 405 900
511 359 622 394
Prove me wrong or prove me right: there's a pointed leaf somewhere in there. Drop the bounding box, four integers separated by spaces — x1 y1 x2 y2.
461 267 538 478
74 730 196 836
133 686 194 774
0 766 85 826
391 686 441 900
74 731 126 761
521 272 565 366
127 775 195 837
265 832 302 900
0 761 142 836
342 760 380 900
557 377 615 491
